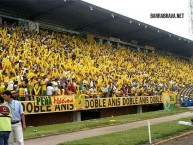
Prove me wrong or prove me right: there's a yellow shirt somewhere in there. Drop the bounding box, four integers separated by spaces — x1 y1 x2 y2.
41 80 47 91
0 85 4 94
0 105 12 131
19 87 25 97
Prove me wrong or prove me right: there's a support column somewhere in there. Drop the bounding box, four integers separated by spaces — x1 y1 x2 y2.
73 111 81 122
137 105 142 114
0 17 2 25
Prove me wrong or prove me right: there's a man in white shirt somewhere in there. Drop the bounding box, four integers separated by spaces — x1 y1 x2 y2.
3 90 26 145
46 82 54 96
8 80 14 91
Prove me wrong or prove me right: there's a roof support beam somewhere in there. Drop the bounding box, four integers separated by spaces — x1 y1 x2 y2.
29 1 75 20
116 28 144 37
74 17 118 31
144 36 169 44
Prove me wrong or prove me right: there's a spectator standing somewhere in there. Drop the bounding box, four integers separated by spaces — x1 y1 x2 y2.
2 90 26 145
0 96 12 145
46 82 54 96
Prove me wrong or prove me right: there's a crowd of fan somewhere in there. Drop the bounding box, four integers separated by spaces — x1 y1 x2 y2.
0 23 192 101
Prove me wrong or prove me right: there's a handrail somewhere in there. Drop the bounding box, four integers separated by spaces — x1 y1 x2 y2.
186 87 193 98
177 85 193 98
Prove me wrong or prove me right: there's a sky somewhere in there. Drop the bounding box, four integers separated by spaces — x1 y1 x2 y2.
84 0 193 40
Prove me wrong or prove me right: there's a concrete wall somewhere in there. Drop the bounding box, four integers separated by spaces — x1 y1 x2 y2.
100 106 137 118
25 104 162 126
25 112 73 126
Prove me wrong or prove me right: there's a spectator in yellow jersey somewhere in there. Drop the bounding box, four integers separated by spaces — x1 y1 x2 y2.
40 76 47 96
0 96 12 145
18 85 27 101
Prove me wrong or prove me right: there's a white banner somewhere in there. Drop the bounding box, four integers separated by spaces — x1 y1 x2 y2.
18 20 29 30
19 19 39 32
29 21 39 32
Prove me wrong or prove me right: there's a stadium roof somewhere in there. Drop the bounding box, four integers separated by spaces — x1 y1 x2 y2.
0 0 193 57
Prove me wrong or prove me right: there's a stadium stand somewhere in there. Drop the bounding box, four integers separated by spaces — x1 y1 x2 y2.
0 23 192 101
0 0 192 125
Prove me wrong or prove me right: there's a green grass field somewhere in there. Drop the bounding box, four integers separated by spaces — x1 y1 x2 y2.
24 108 188 140
59 117 193 145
